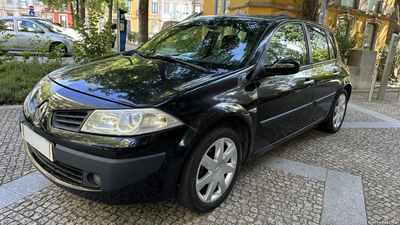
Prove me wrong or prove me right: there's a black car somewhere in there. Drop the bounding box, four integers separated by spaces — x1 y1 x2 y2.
20 15 351 212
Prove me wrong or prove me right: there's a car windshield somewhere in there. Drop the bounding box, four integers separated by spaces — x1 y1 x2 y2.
139 17 269 70
35 20 62 33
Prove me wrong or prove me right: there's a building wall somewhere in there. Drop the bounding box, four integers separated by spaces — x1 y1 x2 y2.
203 0 394 51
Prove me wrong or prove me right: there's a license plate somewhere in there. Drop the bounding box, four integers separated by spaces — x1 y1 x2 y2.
21 123 54 162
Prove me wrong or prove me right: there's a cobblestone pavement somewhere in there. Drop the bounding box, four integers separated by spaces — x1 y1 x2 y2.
0 107 36 186
270 92 400 223
1 91 400 224
0 164 324 225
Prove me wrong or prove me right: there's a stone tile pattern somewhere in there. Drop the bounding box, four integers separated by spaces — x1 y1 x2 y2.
0 164 325 225
344 106 384 122
0 108 36 185
269 128 400 223
351 91 400 121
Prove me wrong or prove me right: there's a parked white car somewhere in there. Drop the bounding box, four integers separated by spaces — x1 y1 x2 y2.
24 17 81 40
0 17 76 54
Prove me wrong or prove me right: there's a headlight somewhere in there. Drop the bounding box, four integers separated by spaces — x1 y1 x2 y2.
80 109 184 136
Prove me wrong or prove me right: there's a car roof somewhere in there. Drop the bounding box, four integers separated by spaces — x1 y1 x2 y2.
194 15 333 31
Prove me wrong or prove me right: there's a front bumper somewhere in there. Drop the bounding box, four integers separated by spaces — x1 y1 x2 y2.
24 138 166 192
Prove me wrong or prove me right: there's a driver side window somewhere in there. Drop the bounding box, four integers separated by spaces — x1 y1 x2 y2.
266 23 307 66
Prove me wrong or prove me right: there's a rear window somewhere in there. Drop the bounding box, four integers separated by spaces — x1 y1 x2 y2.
307 25 329 63
0 19 14 31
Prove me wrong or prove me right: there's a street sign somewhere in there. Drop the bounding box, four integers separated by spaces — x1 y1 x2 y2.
29 5 34 11
29 11 35 17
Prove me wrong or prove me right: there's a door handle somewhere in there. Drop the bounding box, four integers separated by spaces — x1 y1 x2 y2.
333 71 340 78
304 79 315 86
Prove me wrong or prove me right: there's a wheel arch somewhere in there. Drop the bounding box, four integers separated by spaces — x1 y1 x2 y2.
175 103 254 166
49 41 68 53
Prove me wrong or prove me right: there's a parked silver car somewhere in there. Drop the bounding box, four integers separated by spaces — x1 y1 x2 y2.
0 17 76 54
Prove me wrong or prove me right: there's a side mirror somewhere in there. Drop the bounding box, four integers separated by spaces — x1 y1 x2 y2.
264 59 300 76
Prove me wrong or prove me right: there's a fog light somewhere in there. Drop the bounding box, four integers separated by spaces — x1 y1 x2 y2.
92 173 101 186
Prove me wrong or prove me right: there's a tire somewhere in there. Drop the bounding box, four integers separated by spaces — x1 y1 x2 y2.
177 126 242 212
50 43 67 55
319 89 348 133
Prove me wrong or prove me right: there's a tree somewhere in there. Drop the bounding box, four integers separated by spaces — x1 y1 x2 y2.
285 0 334 23
386 0 400 44
139 0 149 44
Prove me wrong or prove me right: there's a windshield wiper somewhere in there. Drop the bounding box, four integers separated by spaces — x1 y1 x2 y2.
129 50 208 72
151 55 208 72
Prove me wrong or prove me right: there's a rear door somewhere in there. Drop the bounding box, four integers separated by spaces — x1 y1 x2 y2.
306 24 341 121
254 22 315 149
0 18 18 50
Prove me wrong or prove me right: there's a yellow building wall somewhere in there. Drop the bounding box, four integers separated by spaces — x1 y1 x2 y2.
112 0 160 34
326 10 390 51
204 0 391 50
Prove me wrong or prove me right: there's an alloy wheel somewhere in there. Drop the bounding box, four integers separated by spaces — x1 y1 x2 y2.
196 138 238 203
333 93 346 129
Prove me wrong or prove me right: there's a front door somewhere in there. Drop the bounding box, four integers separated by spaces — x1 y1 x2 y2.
16 20 46 51
255 23 314 151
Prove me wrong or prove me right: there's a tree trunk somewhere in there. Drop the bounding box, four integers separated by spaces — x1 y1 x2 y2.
80 0 86 21
74 0 79 28
108 0 113 50
385 0 400 45
301 0 319 22
139 0 149 44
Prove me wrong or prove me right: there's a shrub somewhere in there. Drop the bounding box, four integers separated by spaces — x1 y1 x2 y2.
72 13 114 62
0 61 68 105
127 31 139 44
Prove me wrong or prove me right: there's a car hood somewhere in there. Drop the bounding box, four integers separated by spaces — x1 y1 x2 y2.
49 53 217 107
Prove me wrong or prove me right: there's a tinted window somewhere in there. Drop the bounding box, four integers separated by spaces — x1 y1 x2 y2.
0 19 14 31
17 20 43 33
326 32 336 59
266 23 307 66
307 25 329 63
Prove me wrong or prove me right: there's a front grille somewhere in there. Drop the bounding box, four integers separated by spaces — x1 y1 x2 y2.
30 145 83 187
52 111 90 132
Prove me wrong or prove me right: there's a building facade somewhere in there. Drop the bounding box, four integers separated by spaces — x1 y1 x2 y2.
202 0 395 51
0 0 45 18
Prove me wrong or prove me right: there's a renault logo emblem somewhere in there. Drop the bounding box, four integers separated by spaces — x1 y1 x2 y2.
33 101 48 125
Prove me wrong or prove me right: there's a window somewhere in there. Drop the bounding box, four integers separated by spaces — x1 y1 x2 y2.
214 0 230 14
172 3 180 20
366 0 380 13
327 32 337 59
17 20 43 33
151 0 158 14
266 23 307 66
164 2 170 13
338 19 349 36
0 19 14 31
46 14 54 22
183 4 189 15
307 25 329 63
33 0 40 5
59 15 68 27
363 23 375 50
126 1 132 13
340 0 356 8
6 0 12 4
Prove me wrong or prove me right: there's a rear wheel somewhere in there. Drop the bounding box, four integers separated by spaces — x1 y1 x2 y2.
177 126 241 212
319 89 348 133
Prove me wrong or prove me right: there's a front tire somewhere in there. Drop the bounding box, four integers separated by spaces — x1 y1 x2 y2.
319 89 348 133
177 126 242 212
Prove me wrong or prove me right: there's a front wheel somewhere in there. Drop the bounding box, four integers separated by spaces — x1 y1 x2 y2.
319 89 348 133
177 126 242 212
